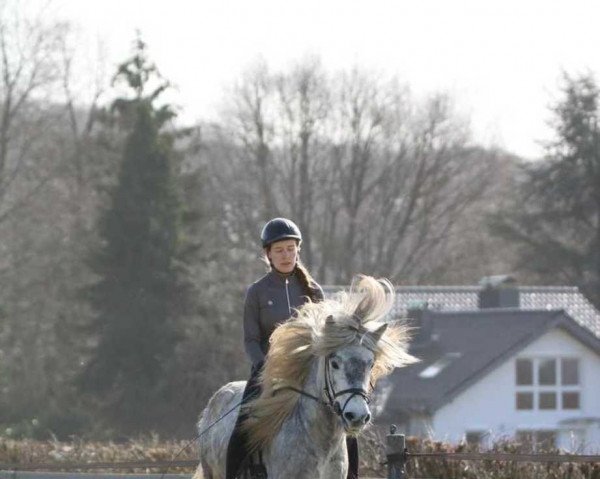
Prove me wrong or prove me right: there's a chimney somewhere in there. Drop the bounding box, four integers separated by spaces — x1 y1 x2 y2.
407 300 433 344
478 275 519 309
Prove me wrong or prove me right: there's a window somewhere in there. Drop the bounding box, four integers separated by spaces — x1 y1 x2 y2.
516 430 557 452
538 359 556 385
465 430 487 448
516 430 533 450
562 392 580 409
537 430 557 451
562 358 579 385
516 392 533 410
419 353 461 378
515 357 580 410
516 359 533 385
539 392 556 409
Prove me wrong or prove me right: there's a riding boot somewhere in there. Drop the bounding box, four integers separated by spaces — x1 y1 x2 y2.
346 436 359 479
225 425 248 479
225 363 263 479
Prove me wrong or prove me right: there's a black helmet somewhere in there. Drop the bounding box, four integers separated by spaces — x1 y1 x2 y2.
261 218 302 248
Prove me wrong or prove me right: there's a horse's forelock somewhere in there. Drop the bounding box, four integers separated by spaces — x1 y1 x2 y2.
333 276 418 384
345 275 395 325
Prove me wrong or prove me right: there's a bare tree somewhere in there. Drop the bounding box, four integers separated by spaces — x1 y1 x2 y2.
372 93 487 282
231 60 277 221
0 0 66 223
207 59 503 287
314 79 496 284
58 25 107 205
321 68 389 281
274 57 329 267
0 4 115 436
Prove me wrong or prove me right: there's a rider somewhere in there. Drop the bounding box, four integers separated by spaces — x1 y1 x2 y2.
225 218 359 479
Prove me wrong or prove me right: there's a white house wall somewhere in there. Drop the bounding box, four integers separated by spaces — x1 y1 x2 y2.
431 327 600 452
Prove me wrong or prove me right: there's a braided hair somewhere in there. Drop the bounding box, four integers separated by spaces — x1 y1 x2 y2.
294 260 322 303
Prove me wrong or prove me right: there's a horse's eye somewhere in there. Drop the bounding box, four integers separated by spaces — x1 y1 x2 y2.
331 360 340 370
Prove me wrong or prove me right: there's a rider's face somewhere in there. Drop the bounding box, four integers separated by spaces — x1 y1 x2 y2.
267 239 299 274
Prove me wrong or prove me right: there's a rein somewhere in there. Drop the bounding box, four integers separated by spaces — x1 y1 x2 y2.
276 385 328 406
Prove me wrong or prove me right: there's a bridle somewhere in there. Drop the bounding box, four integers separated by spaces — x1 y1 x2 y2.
323 354 371 418
277 353 372 421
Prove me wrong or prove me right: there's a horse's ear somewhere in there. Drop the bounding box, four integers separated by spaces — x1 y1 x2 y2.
325 315 335 325
370 323 388 343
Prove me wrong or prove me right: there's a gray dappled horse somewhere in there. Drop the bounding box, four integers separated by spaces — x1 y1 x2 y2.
194 275 417 479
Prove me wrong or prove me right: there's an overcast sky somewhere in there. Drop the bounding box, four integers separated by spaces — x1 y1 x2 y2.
53 0 600 159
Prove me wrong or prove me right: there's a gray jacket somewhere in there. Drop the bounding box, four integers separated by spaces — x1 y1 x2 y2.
243 270 324 366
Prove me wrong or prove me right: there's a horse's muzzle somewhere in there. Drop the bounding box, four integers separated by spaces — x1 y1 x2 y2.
342 409 371 433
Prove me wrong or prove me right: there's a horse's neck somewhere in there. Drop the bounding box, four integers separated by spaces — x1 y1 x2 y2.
297 358 345 451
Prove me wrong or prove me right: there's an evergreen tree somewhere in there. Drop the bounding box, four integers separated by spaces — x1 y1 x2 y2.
490 72 600 307
79 38 190 433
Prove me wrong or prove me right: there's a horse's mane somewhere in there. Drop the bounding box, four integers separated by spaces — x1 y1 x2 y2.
242 275 417 452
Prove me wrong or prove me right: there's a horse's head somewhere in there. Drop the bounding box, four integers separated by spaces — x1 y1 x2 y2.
315 276 417 435
322 320 388 434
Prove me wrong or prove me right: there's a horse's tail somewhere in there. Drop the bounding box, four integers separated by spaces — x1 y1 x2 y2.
192 466 206 479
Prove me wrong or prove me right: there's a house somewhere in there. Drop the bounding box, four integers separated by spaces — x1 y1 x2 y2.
372 276 600 453
327 276 600 452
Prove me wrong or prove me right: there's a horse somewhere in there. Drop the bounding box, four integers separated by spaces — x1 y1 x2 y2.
193 275 417 479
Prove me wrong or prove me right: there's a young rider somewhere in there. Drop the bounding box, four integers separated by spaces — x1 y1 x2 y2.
225 217 358 479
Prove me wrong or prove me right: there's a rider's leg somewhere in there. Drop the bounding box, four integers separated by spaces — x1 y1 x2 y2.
346 436 359 479
225 364 262 479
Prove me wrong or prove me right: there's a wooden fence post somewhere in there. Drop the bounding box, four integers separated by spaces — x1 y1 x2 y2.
386 425 407 479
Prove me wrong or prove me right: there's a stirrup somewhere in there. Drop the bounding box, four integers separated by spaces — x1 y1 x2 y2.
248 463 267 479
239 464 266 479
243 449 267 479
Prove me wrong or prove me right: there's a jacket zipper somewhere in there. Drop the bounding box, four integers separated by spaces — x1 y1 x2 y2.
285 278 291 316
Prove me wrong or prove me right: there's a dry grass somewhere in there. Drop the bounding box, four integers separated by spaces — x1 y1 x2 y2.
1 433 599 478
404 435 600 479
357 429 600 479
0 435 199 473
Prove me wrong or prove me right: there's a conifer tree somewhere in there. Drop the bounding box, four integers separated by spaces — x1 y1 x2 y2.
491 73 600 307
79 38 189 432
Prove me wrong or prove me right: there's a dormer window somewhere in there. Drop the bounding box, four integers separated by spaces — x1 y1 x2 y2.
515 358 580 410
419 353 461 378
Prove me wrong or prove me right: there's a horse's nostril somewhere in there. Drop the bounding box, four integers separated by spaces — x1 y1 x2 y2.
364 413 371 424
344 411 356 422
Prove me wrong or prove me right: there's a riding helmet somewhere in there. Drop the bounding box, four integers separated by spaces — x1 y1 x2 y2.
261 218 302 248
